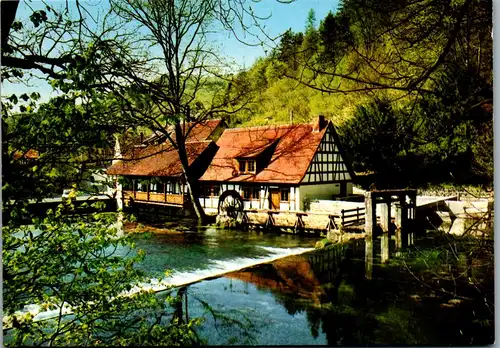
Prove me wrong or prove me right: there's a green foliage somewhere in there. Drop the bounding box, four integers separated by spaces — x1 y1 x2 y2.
315 238 333 249
337 63 492 187
227 0 492 188
3 204 201 346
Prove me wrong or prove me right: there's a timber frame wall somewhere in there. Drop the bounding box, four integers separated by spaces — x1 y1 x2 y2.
302 124 353 184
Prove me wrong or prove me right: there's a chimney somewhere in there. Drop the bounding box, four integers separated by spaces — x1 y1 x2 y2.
313 115 327 132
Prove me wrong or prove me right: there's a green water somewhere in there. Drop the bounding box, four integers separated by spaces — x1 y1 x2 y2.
124 227 317 289
131 228 494 346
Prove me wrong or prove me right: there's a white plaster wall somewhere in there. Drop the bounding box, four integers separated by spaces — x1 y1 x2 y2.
310 200 363 213
280 202 291 211
290 187 296 211
199 197 219 209
261 187 269 209
347 182 354 195
299 183 341 210
243 200 260 210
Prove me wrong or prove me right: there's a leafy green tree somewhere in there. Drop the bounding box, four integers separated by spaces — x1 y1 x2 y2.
3 205 202 346
337 98 414 186
1 3 201 345
99 0 277 222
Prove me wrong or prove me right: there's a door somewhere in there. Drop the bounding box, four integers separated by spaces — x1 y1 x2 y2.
340 182 347 197
270 189 280 210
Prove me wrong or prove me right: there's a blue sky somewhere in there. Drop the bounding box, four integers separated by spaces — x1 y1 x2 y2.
215 0 340 68
3 0 340 102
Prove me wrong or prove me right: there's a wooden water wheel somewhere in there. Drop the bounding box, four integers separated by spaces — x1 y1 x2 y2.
217 190 244 219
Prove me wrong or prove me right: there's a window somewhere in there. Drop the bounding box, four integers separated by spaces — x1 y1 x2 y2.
121 178 133 191
243 187 251 200
204 186 211 197
280 188 289 202
202 185 220 197
213 186 220 196
247 160 255 172
167 181 179 194
238 160 256 174
242 186 260 200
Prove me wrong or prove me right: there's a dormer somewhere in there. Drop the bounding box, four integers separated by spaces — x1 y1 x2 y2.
235 138 279 175
238 159 256 174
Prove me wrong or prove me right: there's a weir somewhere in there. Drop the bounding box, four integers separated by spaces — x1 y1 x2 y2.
4 244 314 328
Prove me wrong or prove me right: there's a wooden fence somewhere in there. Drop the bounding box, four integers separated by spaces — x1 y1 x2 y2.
241 207 366 233
340 207 366 226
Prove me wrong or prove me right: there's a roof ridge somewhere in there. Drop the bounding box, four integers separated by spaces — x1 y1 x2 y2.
185 140 214 144
225 122 312 132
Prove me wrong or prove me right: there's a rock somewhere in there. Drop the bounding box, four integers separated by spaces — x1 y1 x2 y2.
315 238 333 249
216 214 239 228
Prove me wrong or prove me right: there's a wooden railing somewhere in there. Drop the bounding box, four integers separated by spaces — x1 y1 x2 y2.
123 190 185 206
242 209 342 233
241 207 366 232
340 207 365 226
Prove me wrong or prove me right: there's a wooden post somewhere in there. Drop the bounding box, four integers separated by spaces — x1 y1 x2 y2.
395 203 403 250
341 209 345 226
380 196 391 233
381 231 389 263
147 180 150 201
408 190 417 246
164 182 167 203
364 192 376 237
365 237 373 280
396 196 409 249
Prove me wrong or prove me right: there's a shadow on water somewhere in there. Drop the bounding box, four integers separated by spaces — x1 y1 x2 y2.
172 233 493 346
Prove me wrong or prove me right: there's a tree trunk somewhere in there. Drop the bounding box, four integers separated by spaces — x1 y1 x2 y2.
1 0 19 51
174 123 207 224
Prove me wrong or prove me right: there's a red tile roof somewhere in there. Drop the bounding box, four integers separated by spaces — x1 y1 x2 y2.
143 119 223 145
186 119 223 142
13 149 39 160
107 141 214 177
200 122 328 184
108 120 223 177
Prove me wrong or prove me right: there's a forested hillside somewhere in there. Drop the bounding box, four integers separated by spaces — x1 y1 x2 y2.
230 0 492 187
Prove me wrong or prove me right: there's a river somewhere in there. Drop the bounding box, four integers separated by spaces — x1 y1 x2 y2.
125 225 494 346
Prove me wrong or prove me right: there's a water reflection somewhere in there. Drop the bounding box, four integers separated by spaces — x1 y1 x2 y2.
174 236 493 346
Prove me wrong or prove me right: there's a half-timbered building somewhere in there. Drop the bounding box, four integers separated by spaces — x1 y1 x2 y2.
198 116 355 212
106 120 225 207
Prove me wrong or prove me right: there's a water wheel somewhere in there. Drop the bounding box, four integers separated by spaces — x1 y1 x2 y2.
217 190 244 219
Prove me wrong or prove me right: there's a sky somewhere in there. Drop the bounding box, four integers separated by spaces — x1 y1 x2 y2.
214 0 340 68
2 0 340 102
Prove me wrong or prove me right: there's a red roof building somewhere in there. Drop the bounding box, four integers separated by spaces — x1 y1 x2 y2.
107 116 355 212
199 116 355 212
106 119 225 206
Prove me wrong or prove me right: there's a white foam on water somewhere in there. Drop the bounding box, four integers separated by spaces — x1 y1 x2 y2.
142 246 314 290
5 246 313 326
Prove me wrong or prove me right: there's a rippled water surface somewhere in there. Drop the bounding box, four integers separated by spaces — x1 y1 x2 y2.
130 226 494 346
